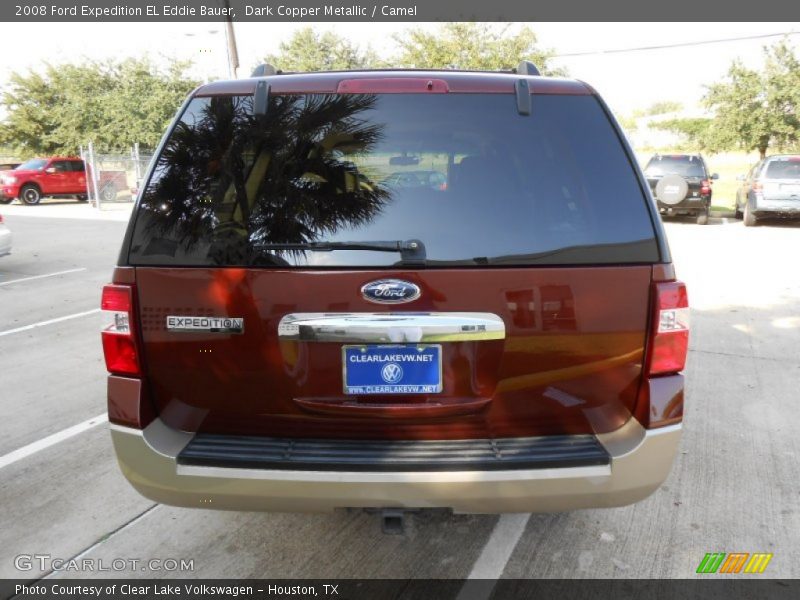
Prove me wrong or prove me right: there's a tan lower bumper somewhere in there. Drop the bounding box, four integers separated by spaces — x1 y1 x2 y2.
110 418 681 514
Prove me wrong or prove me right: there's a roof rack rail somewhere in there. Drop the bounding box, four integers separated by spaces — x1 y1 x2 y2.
249 64 543 78
515 61 541 76
251 63 279 77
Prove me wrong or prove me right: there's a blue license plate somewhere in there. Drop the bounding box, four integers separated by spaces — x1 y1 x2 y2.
343 345 442 395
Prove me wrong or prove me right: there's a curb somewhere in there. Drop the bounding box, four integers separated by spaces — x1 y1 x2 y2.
0 202 133 222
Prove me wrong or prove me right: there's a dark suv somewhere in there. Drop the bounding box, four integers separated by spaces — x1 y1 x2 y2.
644 154 718 224
103 64 687 518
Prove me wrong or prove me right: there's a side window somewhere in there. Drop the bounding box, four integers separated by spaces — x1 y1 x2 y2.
70 160 86 172
51 161 70 172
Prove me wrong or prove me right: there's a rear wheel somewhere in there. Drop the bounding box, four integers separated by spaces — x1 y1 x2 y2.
100 183 116 203
76 195 88 202
743 201 758 227
696 210 709 225
0 196 12 204
20 184 42 205
733 193 743 219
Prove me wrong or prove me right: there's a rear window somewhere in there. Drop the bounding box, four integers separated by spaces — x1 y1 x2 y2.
765 158 800 180
644 156 707 178
128 92 659 267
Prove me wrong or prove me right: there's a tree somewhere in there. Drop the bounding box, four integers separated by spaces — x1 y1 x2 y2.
392 23 565 75
703 41 800 158
141 94 391 265
650 118 713 149
263 28 379 72
0 58 198 156
643 101 683 116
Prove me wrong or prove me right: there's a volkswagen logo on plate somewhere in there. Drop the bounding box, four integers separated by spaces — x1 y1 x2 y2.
361 279 421 304
381 362 404 384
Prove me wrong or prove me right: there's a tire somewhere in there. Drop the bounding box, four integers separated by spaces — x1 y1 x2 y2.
696 211 709 225
76 195 88 202
0 196 12 204
743 200 758 227
733 192 743 219
655 175 689 206
100 183 116 203
20 184 42 205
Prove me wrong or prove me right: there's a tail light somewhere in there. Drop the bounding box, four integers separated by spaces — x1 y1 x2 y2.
636 280 689 429
646 281 689 376
700 179 711 194
101 284 141 376
752 180 763 193
0 214 4 224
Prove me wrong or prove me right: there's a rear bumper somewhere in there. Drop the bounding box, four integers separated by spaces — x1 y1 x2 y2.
657 197 709 214
753 196 800 216
110 417 681 513
0 227 11 257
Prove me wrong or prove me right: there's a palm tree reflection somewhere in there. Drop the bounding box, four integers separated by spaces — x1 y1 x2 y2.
139 93 390 265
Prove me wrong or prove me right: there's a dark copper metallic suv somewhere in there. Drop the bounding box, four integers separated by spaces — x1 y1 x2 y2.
102 64 688 514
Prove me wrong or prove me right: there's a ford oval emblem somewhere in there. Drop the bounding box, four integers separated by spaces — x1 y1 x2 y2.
361 279 421 304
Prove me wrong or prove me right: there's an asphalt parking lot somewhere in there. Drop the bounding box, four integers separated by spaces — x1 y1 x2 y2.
1 210 798 582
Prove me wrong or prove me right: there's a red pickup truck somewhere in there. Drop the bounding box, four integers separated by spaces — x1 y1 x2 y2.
0 156 126 205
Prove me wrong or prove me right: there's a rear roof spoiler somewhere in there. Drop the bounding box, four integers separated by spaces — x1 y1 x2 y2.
249 61 541 116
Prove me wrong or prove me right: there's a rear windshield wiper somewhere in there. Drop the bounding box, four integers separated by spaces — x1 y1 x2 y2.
254 239 426 264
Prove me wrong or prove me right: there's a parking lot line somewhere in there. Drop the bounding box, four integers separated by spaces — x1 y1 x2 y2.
0 308 101 337
456 512 531 598
0 267 87 287
40 504 160 580
0 413 107 469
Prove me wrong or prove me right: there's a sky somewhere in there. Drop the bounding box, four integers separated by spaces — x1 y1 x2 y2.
0 21 798 116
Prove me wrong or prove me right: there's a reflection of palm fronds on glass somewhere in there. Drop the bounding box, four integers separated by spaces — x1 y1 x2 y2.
139 93 390 265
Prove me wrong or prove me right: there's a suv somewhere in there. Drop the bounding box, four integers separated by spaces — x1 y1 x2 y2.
0 157 122 205
643 154 718 225
735 155 800 226
103 64 687 519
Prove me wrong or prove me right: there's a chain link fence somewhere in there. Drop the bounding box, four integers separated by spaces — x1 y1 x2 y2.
80 143 153 209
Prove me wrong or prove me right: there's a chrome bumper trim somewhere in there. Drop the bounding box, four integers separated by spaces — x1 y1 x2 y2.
277 312 505 343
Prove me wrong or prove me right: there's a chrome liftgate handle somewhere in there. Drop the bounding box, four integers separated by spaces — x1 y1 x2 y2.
277 313 506 343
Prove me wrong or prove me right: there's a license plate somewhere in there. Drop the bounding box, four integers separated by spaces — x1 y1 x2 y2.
343 345 442 395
